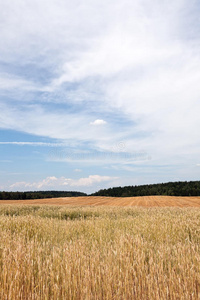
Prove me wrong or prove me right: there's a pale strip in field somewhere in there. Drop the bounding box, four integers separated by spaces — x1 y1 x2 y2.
0 195 200 207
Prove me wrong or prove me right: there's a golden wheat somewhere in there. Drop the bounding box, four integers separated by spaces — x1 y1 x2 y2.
0 205 199 299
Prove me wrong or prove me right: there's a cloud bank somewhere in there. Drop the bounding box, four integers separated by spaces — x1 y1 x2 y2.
9 175 118 191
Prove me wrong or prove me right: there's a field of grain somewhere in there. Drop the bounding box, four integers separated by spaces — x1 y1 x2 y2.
0 195 200 207
0 205 199 299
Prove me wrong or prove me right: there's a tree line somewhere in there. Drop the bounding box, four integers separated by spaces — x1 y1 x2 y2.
0 191 86 200
1 181 200 200
91 181 200 197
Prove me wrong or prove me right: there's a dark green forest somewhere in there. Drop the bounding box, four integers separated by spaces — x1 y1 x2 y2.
91 181 200 197
0 191 86 200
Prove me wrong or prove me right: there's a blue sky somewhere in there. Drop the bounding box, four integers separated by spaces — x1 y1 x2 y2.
0 0 200 193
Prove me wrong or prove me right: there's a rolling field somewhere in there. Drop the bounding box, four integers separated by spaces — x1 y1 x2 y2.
0 195 200 207
0 205 199 299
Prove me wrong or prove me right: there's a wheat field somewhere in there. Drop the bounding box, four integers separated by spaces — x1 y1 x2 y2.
0 195 200 207
0 205 199 299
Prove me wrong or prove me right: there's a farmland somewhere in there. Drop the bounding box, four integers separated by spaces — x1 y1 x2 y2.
0 204 199 299
0 195 200 207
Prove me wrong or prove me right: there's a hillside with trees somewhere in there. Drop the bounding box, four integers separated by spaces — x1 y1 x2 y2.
0 191 86 200
91 181 200 197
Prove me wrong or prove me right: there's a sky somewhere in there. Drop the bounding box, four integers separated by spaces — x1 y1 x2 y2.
0 0 200 193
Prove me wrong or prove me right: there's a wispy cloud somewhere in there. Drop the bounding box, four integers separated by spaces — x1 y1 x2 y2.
0 142 64 147
0 73 37 91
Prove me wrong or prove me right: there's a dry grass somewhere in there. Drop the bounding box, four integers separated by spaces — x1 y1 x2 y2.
0 205 199 299
0 195 200 207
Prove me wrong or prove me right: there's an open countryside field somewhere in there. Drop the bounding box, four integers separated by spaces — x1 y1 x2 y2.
0 195 200 207
0 205 199 299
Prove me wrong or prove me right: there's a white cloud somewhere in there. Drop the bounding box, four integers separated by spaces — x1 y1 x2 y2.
90 119 107 126
9 175 117 190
